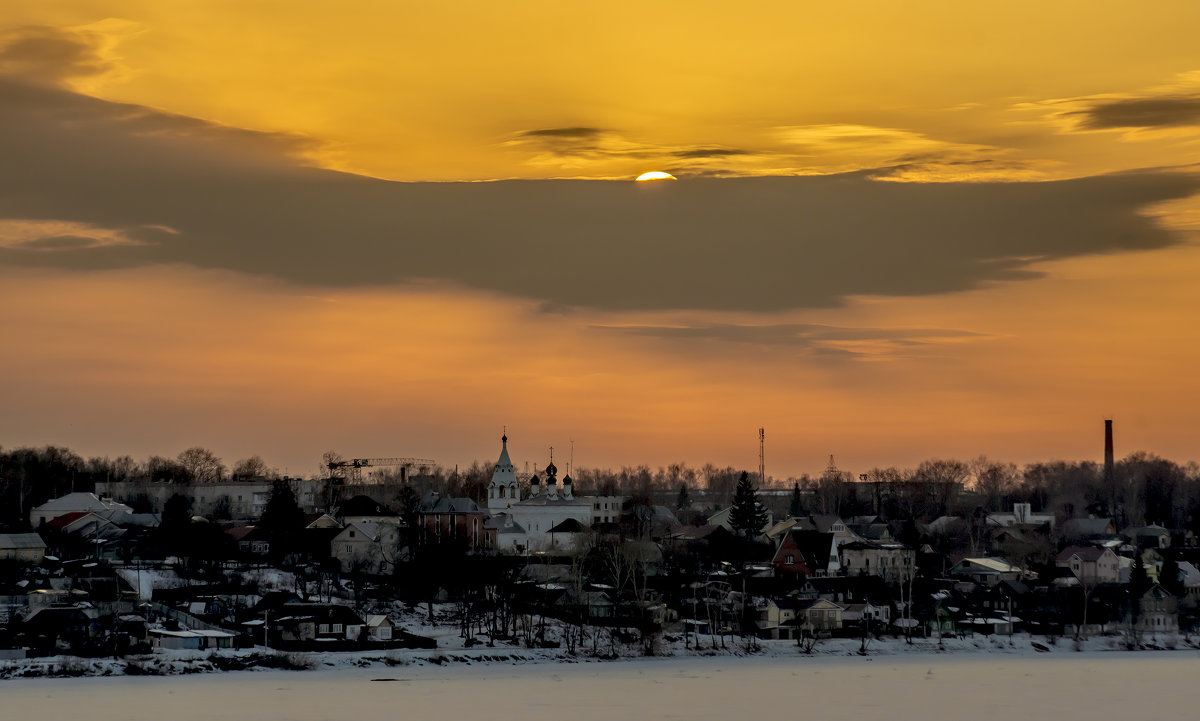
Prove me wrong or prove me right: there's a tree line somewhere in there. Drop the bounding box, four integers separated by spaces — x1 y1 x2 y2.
3 443 1199 534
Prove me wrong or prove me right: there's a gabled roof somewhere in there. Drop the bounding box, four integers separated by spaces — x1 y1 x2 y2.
419 494 481 513
484 513 526 534
32 492 131 519
337 521 384 541
276 603 365 626
778 530 836 571
547 518 586 534
1056 545 1110 562
952 557 1023 573
0 533 47 550
1061 518 1115 536
47 511 91 529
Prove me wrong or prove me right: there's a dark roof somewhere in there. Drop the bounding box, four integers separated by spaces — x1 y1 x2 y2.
547 518 586 534
337 495 397 518
1057 545 1109 562
47 511 90 529
1061 518 1114 537
805 575 894 604
419 496 480 514
276 603 365 626
784 530 836 571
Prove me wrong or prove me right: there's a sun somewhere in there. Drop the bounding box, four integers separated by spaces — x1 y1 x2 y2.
635 171 676 182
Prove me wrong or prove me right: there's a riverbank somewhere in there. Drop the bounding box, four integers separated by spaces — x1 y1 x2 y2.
4 630 1198 679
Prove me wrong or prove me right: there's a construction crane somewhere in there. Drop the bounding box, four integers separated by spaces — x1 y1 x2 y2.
326 457 436 484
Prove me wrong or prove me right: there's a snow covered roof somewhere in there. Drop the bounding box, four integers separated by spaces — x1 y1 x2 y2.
955 557 1023 573
32 492 131 519
0 533 47 550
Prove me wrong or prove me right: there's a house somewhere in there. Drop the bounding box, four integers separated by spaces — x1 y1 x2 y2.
331 522 403 574
1177 561 1200 602
546 517 588 550
771 530 838 577
269 603 365 645
335 495 401 526
760 596 843 639
767 515 858 548
708 505 773 536
31 492 132 527
0 533 47 563
1056 545 1121 584
417 493 491 550
149 628 235 650
226 526 271 556
1061 517 1117 542
946 557 1035 586
840 601 891 628
987 502 1055 530
485 513 529 552
364 614 395 641
305 513 343 529
839 541 916 584
1135 584 1178 635
1127 524 1171 549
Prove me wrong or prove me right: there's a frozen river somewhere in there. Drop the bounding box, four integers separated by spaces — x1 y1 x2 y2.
5 652 1198 721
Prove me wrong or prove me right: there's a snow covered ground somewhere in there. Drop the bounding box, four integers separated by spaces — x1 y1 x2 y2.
3 623 1198 680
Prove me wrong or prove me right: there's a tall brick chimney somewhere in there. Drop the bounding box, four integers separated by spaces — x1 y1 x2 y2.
1104 419 1114 482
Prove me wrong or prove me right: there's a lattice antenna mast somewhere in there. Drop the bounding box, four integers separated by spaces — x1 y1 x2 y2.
758 427 766 486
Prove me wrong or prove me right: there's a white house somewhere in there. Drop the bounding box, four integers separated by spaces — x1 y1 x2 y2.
1055 545 1120 584
331 522 402 574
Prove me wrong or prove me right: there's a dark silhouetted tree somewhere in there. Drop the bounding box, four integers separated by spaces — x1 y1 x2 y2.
788 482 804 517
1158 554 1182 596
259 479 305 561
676 483 690 511
232 455 273 480
177 447 225 483
729 472 768 537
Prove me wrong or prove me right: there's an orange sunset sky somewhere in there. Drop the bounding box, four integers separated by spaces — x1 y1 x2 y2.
1 2 1199 479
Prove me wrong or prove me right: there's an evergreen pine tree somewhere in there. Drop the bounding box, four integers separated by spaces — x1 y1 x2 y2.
788 481 804 517
729 472 768 537
1129 551 1149 593
1158 554 1182 595
676 483 690 510
260 478 305 560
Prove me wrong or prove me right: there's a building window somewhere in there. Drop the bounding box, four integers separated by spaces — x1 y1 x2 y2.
786 555 795 564
332 624 343 634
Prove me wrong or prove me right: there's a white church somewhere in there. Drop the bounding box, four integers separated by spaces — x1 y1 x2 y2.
485 434 623 552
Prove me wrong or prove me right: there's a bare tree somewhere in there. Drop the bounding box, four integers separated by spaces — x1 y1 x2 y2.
177 447 226 483
232 455 274 480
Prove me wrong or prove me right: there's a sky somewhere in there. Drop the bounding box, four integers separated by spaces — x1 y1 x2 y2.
2 2 1199 480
